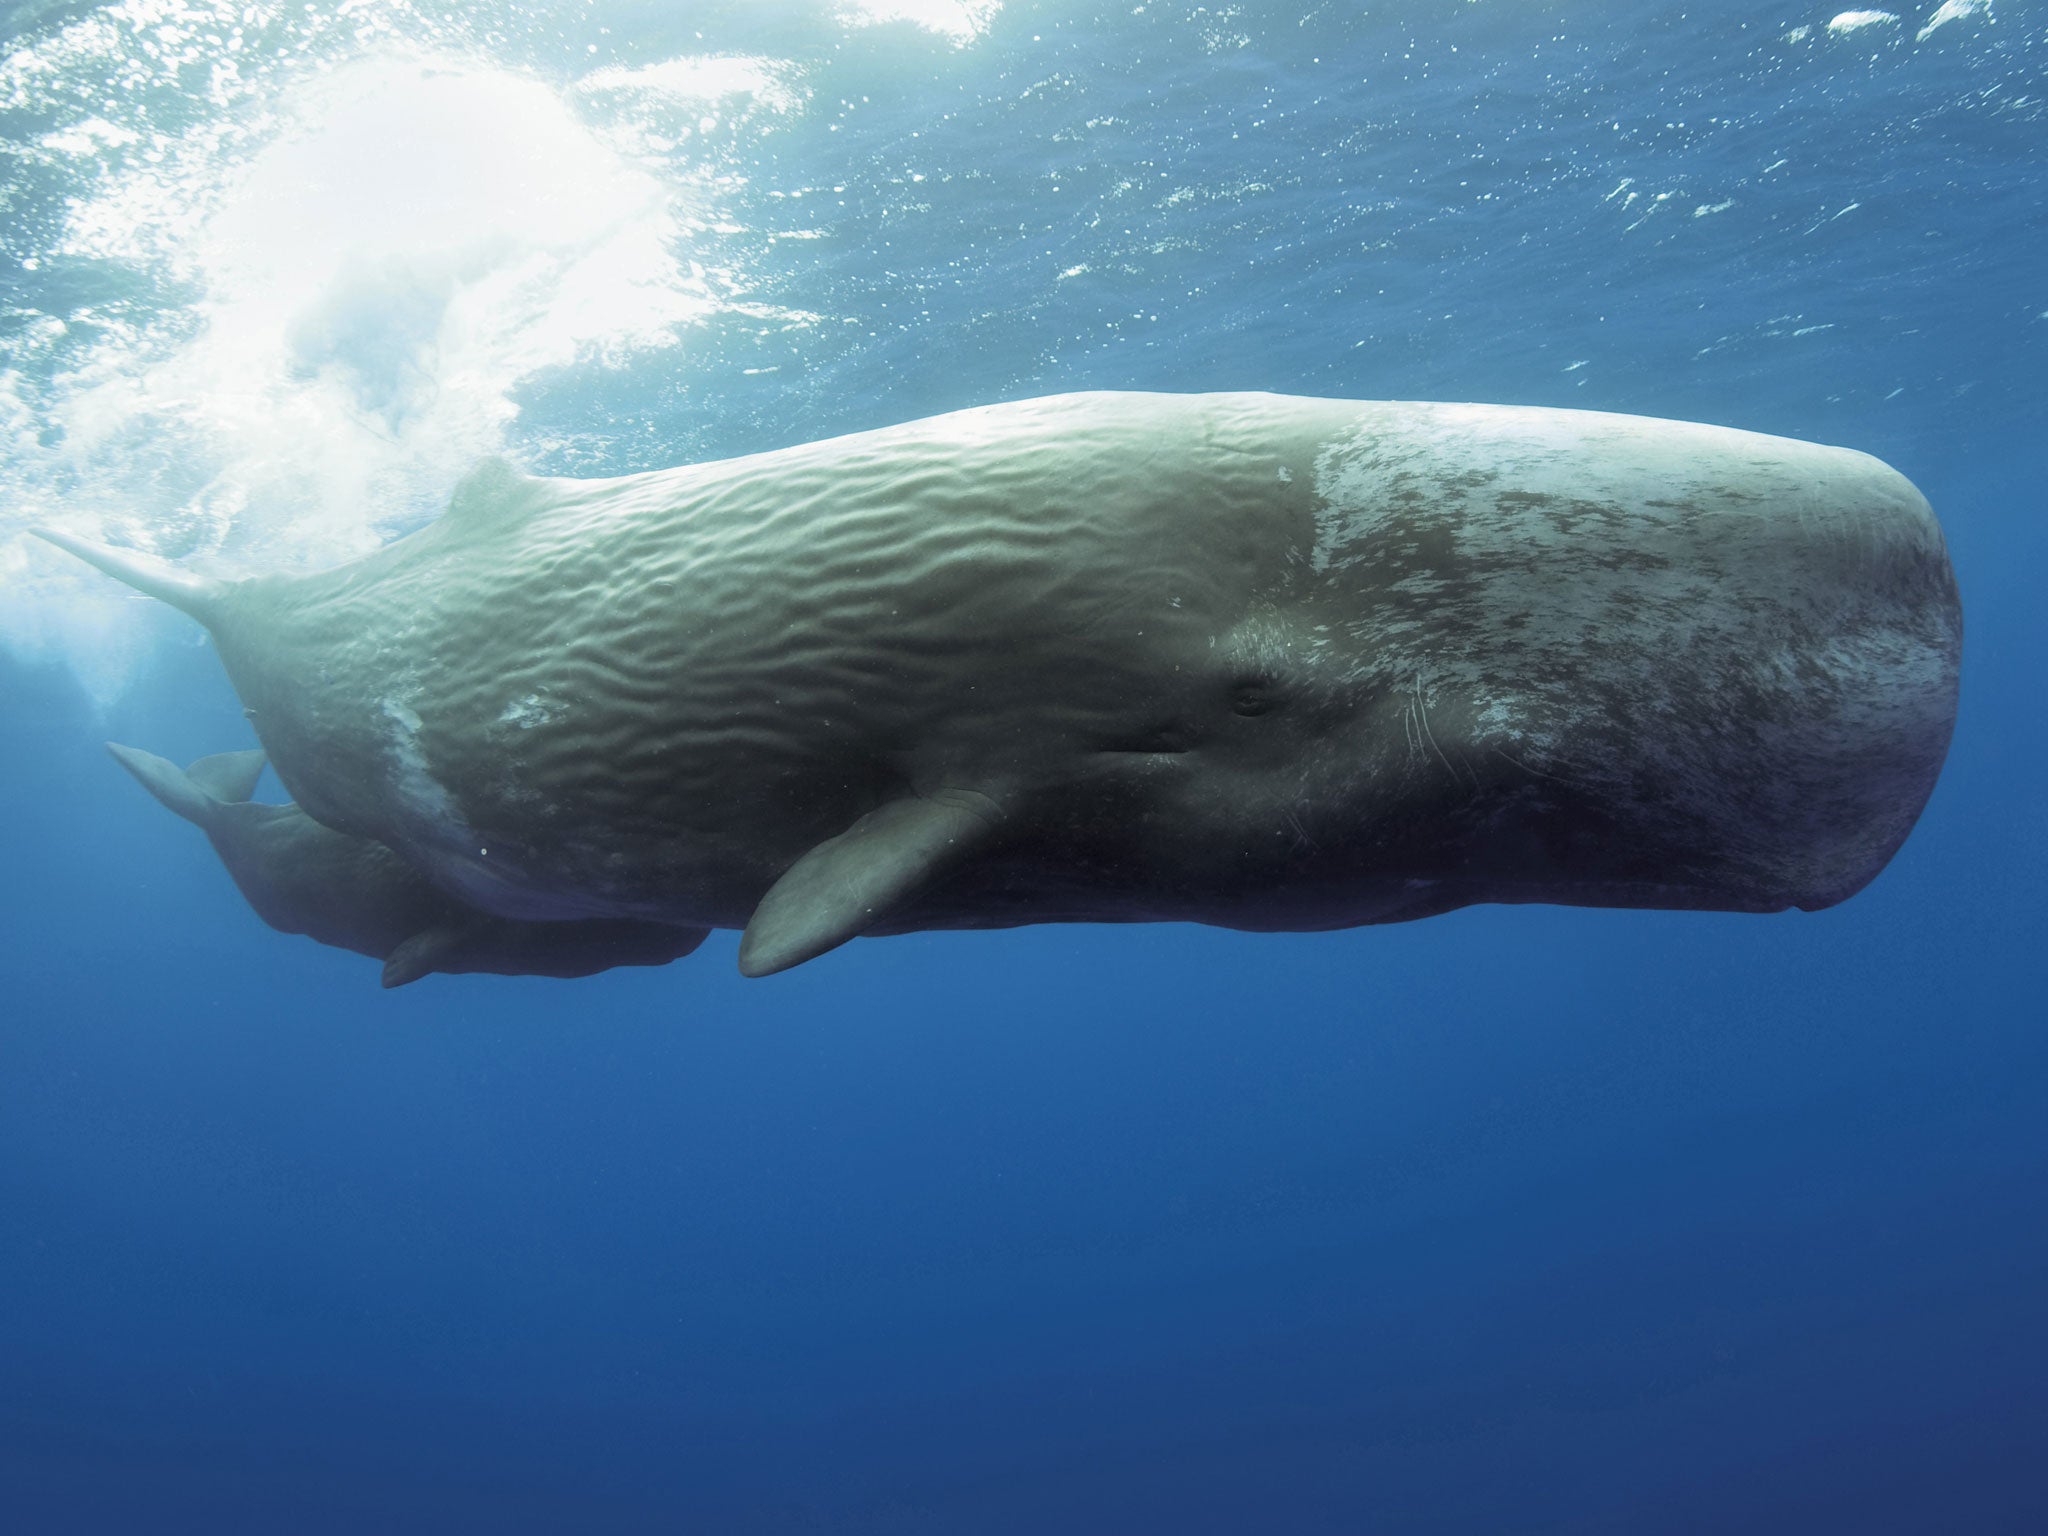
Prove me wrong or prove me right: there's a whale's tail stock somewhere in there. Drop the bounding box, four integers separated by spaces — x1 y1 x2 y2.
30 526 227 626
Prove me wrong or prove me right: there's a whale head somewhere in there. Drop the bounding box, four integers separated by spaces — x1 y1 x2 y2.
1061 402 1962 929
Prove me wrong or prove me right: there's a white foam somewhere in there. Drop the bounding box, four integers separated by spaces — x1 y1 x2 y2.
1828 11 1901 34
836 0 1002 45
5 47 763 699
576 55 806 115
1917 0 1991 42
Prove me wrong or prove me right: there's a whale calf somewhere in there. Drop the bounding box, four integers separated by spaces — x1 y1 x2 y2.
40 392 1961 985
103 743 706 986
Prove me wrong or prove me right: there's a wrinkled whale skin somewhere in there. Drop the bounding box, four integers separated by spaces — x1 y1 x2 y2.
46 392 1962 981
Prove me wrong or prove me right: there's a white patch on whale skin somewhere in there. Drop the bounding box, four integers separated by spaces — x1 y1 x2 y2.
1309 431 1387 574
1309 402 1589 575
1306 402 1921 809
498 693 561 729
381 694 473 845
381 693 629 921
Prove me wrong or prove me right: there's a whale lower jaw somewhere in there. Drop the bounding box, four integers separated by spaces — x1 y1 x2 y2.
857 874 1824 938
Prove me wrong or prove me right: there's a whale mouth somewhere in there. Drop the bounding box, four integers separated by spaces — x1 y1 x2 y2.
1470 875 1813 915
1095 723 1196 756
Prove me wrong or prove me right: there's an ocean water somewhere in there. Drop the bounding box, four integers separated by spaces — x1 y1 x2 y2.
1 2 2042 1531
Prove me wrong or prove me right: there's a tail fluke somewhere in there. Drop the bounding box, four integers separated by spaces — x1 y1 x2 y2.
184 748 268 805
31 527 226 625
107 743 267 826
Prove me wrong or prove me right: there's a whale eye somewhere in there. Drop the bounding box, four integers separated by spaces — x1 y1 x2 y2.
1231 683 1277 717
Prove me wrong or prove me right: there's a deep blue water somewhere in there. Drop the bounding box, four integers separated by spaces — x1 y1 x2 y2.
3 3 2044 1531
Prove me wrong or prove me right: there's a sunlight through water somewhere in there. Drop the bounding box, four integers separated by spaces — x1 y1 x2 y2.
1 5 828 703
